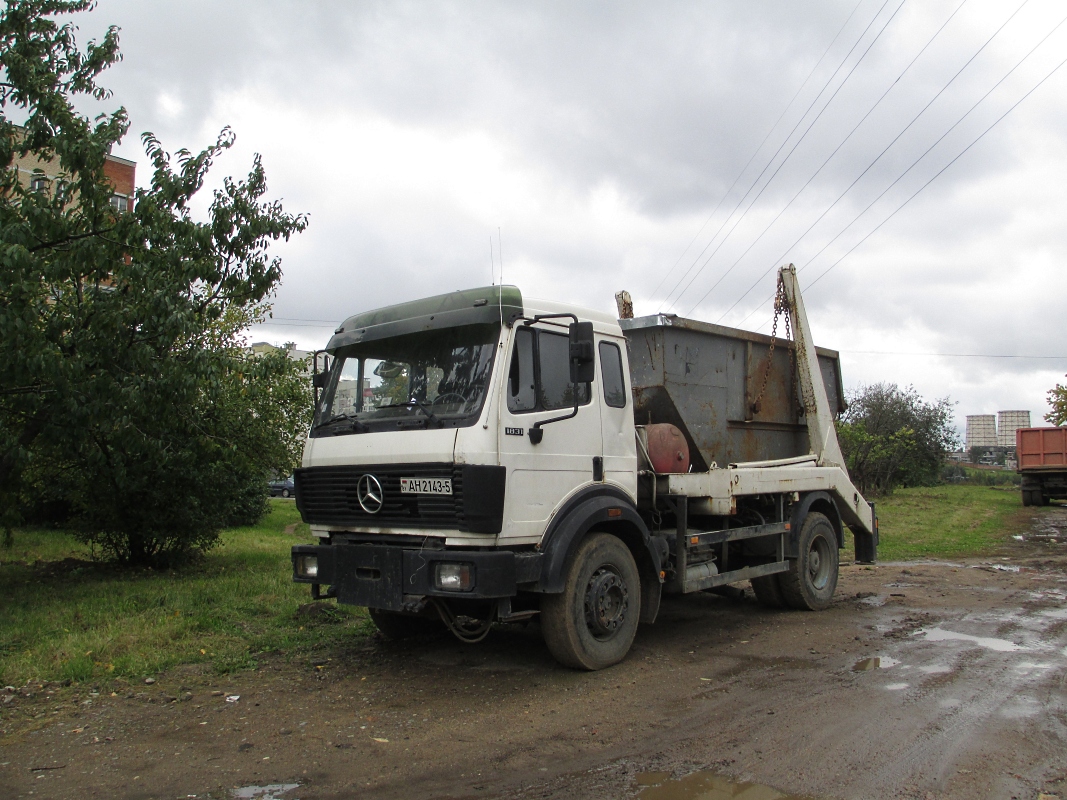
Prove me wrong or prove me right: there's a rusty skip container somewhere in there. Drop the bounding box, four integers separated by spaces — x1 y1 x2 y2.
620 313 846 473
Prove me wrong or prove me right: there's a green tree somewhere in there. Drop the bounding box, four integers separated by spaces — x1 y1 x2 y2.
1 0 310 564
1046 377 1067 426
836 383 958 495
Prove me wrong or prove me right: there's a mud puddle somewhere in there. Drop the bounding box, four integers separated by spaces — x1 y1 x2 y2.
1014 513 1067 544
232 783 300 799
918 627 1024 652
635 771 818 799
851 656 900 671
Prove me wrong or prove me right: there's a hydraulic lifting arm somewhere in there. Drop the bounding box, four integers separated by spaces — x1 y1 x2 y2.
778 264 846 470
778 264 877 559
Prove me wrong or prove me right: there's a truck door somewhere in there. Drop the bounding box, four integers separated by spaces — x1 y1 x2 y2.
597 339 638 496
497 322 603 544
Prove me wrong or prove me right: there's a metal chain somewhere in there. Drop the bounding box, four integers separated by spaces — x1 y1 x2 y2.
750 272 819 418
750 273 788 416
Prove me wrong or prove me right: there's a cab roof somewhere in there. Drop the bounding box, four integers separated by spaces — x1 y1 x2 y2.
327 285 622 351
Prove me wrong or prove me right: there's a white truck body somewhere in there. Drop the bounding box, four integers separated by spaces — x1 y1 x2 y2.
292 266 877 669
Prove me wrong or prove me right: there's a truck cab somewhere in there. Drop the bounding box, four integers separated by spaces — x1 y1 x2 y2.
292 286 662 667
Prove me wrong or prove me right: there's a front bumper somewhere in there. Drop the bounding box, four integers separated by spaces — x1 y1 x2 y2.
292 543 542 611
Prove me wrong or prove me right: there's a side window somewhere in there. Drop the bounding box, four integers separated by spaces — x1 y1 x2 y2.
507 327 591 414
507 327 536 412
599 341 627 408
538 330 590 411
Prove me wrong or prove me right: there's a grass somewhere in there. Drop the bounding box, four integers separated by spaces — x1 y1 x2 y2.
0 485 1049 687
872 483 1038 561
0 500 373 688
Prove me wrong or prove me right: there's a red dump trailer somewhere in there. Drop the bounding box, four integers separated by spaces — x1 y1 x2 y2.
1017 427 1067 506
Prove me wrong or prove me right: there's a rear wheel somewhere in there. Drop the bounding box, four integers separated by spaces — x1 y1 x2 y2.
779 512 838 611
1021 489 1033 507
751 574 787 608
541 534 641 670
367 607 443 639
281 488 291 498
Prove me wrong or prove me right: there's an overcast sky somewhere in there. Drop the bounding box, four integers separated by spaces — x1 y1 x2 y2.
75 0 1067 436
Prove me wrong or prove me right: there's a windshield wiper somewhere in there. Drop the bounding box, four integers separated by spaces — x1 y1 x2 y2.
315 413 368 434
411 399 442 427
373 400 442 427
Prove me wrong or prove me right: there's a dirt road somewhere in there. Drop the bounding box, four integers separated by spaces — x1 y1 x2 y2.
3 509 1066 800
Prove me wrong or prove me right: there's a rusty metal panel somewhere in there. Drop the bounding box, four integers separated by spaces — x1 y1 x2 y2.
621 313 845 471
1017 427 1067 469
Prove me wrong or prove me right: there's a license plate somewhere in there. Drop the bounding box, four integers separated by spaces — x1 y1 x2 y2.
400 477 452 495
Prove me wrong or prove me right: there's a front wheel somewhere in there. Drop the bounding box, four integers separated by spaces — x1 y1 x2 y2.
541 534 641 670
281 488 291 498
779 512 838 611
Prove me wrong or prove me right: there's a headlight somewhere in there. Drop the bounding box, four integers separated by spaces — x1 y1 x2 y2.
295 555 319 579
434 563 474 591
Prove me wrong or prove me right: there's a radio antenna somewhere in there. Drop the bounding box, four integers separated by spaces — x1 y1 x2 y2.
496 228 504 326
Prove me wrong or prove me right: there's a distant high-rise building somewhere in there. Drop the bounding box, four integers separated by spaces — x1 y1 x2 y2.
997 410 1031 448
966 415 997 450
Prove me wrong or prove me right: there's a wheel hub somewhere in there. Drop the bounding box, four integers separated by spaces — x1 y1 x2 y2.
584 567 629 639
808 549 821 574
808 535 831 589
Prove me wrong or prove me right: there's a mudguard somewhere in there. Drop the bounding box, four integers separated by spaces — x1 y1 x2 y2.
786 490 844 557
534 485 666 624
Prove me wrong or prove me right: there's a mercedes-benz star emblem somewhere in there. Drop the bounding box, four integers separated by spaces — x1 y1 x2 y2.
357 474 384 514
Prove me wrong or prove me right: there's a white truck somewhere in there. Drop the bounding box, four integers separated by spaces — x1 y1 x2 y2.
291 265 878 670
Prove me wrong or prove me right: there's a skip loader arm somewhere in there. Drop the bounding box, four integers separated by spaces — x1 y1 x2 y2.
778 264 876 549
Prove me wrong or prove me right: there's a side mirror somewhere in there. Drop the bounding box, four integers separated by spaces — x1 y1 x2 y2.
312 370 331 390
569 321 595 384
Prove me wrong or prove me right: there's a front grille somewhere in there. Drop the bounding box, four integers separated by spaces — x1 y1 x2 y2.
295 463 466 530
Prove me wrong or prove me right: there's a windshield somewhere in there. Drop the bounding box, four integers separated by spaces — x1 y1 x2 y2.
313 323 500 434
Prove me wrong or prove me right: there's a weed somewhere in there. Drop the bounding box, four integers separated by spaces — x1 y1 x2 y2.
868 484 1040 561
0 500 369 686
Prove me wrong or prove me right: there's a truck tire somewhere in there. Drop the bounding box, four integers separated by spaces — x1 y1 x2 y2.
541 533 641 671
367 607 442 640
751 574 786 608
1021 489 1033 507
779 512 838 611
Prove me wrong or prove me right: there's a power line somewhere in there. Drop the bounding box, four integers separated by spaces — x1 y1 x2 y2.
734 6 1058 332
665 0 909 315
840 350 1067 359
268 316 339 324
693 0 972 323
648 0 867 300
806 48 1067 291
252 319 339 328
719 0 1033 326
666 0 908 315
657 0 898 312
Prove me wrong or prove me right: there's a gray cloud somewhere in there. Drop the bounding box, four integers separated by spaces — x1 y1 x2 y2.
68 0 1067 425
